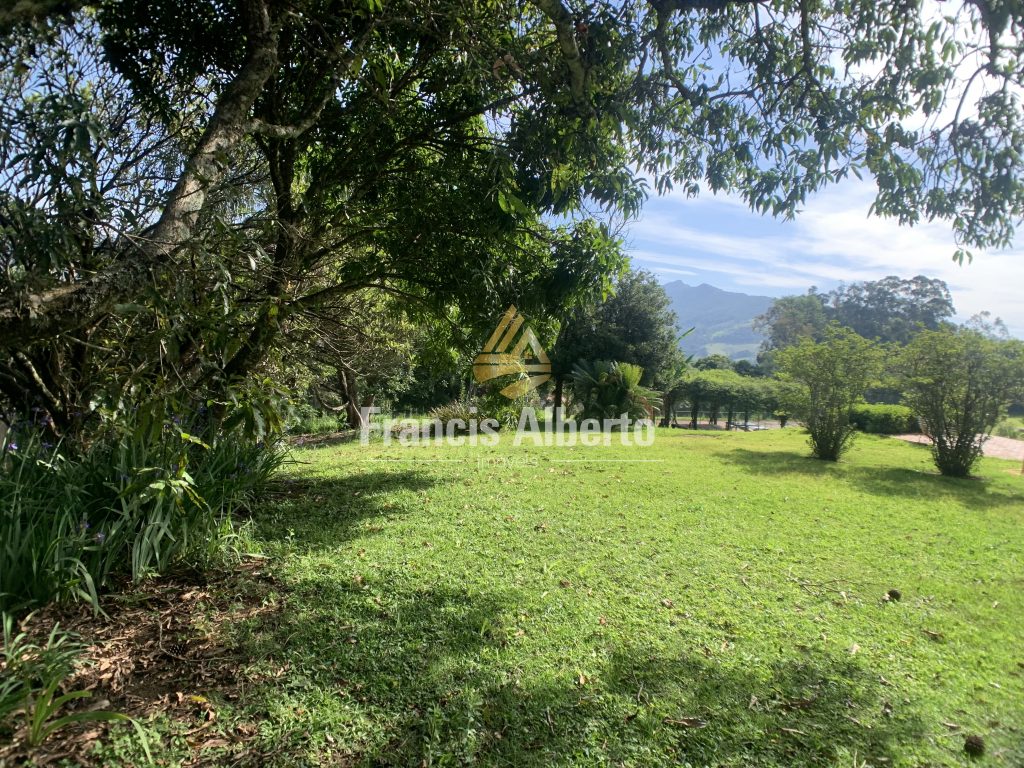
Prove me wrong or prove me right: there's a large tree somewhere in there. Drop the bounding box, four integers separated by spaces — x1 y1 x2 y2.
3 0 1023 435
824 276 955 344
755 292 830 355
757 276 957 359
552 269 684 399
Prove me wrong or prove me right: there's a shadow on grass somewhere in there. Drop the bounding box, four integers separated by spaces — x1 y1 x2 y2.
718 448 1021 511
230 574 926 767
712 448 841 476
842 466 1023 510
253 469 441 549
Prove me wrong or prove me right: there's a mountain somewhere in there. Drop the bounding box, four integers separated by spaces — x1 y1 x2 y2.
662 281 774 361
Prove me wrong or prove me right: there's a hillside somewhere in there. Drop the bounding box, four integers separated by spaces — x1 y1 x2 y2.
663 281 773 361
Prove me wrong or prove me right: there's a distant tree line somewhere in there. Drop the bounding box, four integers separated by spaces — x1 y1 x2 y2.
749 278 1024 474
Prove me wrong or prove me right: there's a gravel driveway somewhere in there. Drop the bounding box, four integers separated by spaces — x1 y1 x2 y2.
894 433 1024 461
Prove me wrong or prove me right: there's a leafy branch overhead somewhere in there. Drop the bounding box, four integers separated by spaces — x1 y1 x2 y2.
1 0 1022 435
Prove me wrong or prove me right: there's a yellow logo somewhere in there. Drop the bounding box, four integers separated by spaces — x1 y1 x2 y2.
472 305 551 398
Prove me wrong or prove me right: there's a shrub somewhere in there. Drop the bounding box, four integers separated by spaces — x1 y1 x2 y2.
290 413 347 435
476 387 537 431
0 422 286 614
992 417 1023 439
776 326 883 461
898 329 1024 477
287 403 347 435
850 404 918 434
571 361 659 424
427 400 478 435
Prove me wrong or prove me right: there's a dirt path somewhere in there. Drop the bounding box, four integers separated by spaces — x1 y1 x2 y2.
894 433 1024 461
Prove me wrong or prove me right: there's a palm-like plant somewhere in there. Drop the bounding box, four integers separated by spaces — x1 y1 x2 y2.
570 361 661 424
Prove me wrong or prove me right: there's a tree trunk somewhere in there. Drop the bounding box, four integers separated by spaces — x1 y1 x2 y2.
340 367 365 430
660 395 674 427
0 0 278 346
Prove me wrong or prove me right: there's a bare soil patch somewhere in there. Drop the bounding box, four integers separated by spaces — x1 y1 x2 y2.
1 560 285 767
893 433 1024 461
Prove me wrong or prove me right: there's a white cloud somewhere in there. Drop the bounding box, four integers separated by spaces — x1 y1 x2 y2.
627 180 1024 335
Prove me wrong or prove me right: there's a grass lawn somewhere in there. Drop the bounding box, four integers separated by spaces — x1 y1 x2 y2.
91 428 1024 767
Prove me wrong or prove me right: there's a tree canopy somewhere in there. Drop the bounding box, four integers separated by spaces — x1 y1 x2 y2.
552 269 684 389
757 275 957 356
3 0 1024 435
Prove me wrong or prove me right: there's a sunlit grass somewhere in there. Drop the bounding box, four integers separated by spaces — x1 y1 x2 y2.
102 428 1024 766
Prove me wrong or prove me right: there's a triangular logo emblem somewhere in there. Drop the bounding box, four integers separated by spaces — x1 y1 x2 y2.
472 306 551 398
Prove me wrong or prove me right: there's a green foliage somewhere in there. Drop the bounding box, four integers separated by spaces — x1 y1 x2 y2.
677 369 770 427
755 293 831 353
288 413 347 436
0 615 151 757
763 380 805 427
475 387 538 432
824 277 955 344
0 422 286 614
428 401 479 435
777 326 883 461
5 1 1024 519
570 361 659 423
992 416 1024 439
287 403 347 435
553 270 684 389
657 360 691 426
693 354 735 371
850 404 919 435
897 329 1024 477
758 277 956 355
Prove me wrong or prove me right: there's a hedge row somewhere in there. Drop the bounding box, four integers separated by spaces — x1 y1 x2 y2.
850 404 919 434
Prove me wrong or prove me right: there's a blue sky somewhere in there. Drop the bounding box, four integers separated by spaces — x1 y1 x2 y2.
626 179 1024 337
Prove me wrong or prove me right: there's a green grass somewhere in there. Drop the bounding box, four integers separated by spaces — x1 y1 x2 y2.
104 429 1024 766
993 416 1024 439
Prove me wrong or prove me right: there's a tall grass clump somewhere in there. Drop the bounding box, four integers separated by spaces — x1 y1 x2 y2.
0 417 286 614
286 402 347 435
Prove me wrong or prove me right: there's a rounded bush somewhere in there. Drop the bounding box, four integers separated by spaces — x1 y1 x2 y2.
850 404 919 434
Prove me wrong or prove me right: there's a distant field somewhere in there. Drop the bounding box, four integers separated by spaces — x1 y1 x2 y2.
95 429 1024 766
703 341 762 360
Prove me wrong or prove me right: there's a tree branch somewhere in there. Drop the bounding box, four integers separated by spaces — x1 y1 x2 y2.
0 0 279 347
529 0 591 111
0 0 85 33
